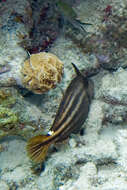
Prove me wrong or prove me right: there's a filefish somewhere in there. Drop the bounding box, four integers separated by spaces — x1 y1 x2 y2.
55 0 92 32
26 63 94 163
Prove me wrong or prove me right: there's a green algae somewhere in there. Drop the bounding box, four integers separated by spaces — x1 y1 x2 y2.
0 88 19 138
0 106 18 127
0 88 18 129
0 88 16 108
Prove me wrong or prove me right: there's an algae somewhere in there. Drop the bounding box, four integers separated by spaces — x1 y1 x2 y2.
0 88 16 108
0 87 44 140
0 106 18 127
0 88 19 138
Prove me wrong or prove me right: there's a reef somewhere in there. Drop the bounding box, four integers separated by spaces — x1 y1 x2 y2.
1 0 127 190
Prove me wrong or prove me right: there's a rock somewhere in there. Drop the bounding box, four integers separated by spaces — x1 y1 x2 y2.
0 138 28 170
98 68 127 105
0 181 9 190
59 162 97 190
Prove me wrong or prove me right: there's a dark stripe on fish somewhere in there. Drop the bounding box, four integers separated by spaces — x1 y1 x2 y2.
52 81 85 132
55 83 90 142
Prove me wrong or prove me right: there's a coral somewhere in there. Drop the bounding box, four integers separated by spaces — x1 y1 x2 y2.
21 52 64 94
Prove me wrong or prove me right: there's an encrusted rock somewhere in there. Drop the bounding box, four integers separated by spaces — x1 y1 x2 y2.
98 68 127 105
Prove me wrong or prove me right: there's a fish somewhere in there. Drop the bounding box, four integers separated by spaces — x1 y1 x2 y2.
55 0 92 32
26 63 94 163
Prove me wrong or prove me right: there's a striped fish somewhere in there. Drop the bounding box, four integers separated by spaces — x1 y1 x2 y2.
26 63 94 163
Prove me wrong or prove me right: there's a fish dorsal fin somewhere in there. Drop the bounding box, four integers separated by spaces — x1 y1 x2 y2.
71 63 88 87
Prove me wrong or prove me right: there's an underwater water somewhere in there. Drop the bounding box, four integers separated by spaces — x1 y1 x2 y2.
1 0 127 189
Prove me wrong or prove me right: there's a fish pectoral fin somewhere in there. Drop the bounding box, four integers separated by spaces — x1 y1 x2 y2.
26 135 50 163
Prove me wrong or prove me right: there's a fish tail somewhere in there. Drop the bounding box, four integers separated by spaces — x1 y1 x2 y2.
26 135 51 163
